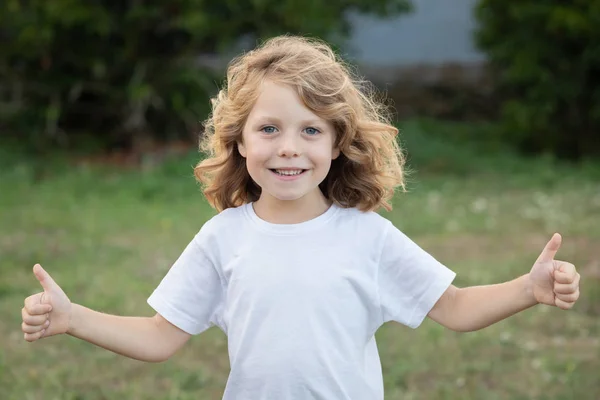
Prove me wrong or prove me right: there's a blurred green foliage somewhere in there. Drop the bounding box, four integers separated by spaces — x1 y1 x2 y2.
0 0 411 153
474 1 600 160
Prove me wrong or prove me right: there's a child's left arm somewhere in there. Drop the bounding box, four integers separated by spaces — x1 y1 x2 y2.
427 233 581 332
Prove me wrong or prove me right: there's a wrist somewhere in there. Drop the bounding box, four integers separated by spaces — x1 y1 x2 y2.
67 303 83 336
523 273 539 306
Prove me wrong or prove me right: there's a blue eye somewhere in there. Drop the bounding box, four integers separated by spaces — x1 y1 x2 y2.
304 127 320 135
261 126 278 134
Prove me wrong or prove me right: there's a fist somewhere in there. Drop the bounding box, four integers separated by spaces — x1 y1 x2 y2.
22 264 72 342
529 233 581 310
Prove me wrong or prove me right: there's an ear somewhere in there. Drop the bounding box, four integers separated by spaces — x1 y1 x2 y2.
237 140 247 158
332 146 340 160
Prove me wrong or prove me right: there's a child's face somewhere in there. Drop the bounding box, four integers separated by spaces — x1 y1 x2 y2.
239 80 340 206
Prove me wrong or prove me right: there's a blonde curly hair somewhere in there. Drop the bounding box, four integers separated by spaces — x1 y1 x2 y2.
194 35 405 212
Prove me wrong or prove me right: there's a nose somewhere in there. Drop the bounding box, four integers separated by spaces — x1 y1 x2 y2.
277 133 301 158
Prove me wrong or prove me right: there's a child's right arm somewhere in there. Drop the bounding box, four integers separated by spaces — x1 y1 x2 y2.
21 264 190 363
67 305 190 362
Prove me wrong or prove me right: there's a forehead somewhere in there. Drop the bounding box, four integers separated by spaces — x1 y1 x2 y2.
247 80 330 126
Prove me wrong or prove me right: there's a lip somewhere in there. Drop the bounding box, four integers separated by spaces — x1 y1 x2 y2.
269 167 309 170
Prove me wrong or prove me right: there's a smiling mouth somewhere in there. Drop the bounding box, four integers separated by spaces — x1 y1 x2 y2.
269 169 307 176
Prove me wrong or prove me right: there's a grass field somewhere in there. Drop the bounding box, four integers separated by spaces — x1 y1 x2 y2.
1 120 599 399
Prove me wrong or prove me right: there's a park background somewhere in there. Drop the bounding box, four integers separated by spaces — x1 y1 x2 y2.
1 0 599 399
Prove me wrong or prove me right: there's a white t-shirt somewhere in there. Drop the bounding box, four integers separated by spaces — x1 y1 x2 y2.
147 203 456 399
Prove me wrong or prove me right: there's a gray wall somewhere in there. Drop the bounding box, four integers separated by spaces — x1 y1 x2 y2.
345 0 485 67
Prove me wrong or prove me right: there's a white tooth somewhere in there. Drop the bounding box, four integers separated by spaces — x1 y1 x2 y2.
276 169 302 175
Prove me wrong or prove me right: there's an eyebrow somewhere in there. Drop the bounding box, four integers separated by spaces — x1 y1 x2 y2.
253 115 328 127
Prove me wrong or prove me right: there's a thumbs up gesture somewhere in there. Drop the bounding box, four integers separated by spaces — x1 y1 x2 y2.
22 264 72 342
529 233 581 310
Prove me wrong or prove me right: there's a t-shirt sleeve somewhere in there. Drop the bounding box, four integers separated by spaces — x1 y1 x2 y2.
378 222 456 329
147 223 224 335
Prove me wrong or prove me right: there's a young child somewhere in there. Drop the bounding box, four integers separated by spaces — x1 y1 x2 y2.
22 36 581 399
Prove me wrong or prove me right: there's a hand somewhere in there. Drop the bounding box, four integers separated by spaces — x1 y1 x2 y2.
529 233 580 310
22 264 72 342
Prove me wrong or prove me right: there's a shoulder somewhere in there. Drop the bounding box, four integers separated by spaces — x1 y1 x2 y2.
334 206 427 251
329 206 393 250
334 205 393 232
209 204 248 226
202 203 248 229
194 204 250 244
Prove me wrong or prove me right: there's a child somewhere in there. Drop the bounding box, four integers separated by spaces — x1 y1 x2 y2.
22 36 581 399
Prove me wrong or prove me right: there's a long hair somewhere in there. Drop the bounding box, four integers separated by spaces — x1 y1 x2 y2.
194 35 405 212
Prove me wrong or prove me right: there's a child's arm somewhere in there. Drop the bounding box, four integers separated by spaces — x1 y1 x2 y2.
67 305 190 362
427 275 537 332
22 264 191 363
428 233 581 332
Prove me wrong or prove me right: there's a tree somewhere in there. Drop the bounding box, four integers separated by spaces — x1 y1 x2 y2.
474 1 600 160
0 0 412 153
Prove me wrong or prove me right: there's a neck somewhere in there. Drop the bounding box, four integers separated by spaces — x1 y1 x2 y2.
253 190 331 224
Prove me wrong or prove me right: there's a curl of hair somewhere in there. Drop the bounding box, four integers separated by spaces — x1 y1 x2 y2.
194 35 406 212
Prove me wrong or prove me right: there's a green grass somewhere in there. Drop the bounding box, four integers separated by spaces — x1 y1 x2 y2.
1 120 599 399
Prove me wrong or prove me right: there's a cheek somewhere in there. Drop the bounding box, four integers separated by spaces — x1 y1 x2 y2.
246 146 270 165
314 146 336 166
243 140 272 172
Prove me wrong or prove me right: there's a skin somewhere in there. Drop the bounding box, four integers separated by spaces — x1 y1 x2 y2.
238 79 340 224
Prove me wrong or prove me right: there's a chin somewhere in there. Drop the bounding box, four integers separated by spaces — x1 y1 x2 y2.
270 193 306 202
261 188 311 202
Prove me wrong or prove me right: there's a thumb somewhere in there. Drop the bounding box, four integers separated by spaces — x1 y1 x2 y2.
536 233 562 263
33 264 60 292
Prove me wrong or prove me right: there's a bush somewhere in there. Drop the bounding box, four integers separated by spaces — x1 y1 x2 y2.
474 2 600 160
0 0 411 154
